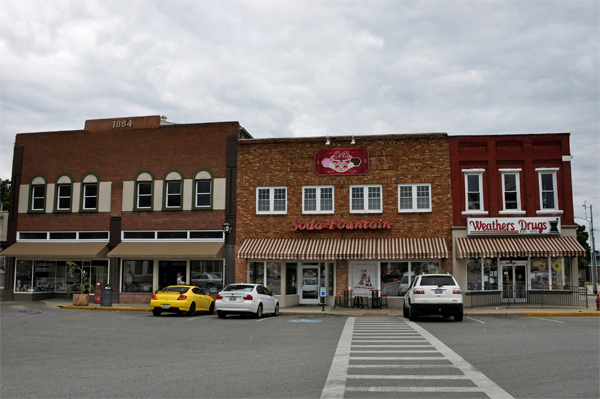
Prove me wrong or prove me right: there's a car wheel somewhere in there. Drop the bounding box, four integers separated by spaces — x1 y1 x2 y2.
187 302 196 316
403 304 409 318
409 303 418 321
217 310 226 319
208 303 215 315
454 311 464 322
152 308 162 317
272 303 279 317
256 304 263 318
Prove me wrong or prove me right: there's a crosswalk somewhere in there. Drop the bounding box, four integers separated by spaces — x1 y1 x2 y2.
321 317 513 399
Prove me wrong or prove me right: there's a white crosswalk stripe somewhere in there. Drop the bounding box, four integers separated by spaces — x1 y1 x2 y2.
321 317 514 399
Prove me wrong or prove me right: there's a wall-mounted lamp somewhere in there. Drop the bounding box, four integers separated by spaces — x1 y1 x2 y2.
326 135 331 145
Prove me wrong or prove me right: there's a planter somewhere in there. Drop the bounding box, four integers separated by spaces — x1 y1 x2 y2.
73 293 90 306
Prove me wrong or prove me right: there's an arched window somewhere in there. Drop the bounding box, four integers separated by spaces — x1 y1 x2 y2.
29 175 47 213
55 174 73 212
80 173 100 212
134 171 154 211
163 170 183 210
193 169 213 210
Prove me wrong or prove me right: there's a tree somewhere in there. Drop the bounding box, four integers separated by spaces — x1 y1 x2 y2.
0 178 10 210
576 223 591 270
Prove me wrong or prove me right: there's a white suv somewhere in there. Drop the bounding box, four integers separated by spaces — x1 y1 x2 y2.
403 273 463 321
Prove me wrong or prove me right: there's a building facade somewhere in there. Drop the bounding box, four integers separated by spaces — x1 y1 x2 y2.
3 115 250 303
449 134 586 306
235 133 453 308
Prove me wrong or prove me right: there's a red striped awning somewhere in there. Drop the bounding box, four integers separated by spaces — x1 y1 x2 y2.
455 236 585 259
237 238 448 260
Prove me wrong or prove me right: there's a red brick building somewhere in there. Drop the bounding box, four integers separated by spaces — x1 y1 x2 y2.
449 134 585 305
3 115 251 303
235 133 453 308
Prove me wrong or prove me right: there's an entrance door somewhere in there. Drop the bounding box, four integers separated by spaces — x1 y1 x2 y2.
501 261 527 302
300 265 320 305
158 261 186 291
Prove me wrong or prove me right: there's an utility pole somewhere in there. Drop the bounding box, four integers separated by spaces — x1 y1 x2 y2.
583 203 598 295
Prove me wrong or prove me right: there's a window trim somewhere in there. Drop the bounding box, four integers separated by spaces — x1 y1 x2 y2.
302 185 335 214
192 168 214 211
256 186 288 215
536 168 561 214
54 174 73 213
349 184 383 214
397 183 432 213
499 169 525 215
462 169 487 215
28 175 47 213
134 171 155 212
80 172 100 212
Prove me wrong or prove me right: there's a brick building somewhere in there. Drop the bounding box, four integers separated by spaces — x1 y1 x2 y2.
2 115 251 303
449 134 586 306
235 133 453 308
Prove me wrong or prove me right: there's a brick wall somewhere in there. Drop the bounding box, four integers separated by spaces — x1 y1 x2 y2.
236 133 454 290
120 292 152 304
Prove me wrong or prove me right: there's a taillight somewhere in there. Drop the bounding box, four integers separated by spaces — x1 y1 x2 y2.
243 294 253 300
453 289 462 294
151 294 157 300
414 289 425 295
216 294 223 300
176 295 187 300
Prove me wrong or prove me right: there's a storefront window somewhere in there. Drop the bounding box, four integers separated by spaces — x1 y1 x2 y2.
550 257 563 289
563 257 572 288
86 260 109 290
55 263 66 291
380 262 408 296
531 257 549 289
122 260 153 292
266 262 281 295
483 258 499 290
15 260 32 292
327 263 334 296
249 262 264 284
467 258 482 290
286 263 297 295
190 260 223 293
33 261 56 292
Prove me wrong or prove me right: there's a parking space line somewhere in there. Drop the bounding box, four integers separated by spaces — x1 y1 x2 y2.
531 317 564 323
466 317 486 323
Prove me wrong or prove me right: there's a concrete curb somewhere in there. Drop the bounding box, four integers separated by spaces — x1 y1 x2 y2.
523 312 600 317
56 305 150 312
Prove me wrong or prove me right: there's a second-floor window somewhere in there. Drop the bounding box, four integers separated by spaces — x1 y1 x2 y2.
82 183 98 210
257 187 287 214
195 180 211 207
56 184 72 211
137 182 152 209
31 185 46 211
303 186 334 213
165 181 182 208
350 185 382 213
463 170 485 212
537 169 559 211
501 170 522 212
398 183 431 212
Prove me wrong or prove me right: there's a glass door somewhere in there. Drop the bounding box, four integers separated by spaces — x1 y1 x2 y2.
501 261 527 302
300 264 320 304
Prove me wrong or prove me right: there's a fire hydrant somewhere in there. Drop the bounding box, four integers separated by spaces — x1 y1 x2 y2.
596 294 600 312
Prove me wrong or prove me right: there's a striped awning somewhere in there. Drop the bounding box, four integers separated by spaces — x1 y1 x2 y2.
455 236 585 259
237 238 448 260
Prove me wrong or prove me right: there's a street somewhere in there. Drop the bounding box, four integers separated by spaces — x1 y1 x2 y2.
1 301 598 399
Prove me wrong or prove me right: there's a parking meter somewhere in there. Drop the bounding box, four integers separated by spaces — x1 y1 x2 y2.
320 287 326 311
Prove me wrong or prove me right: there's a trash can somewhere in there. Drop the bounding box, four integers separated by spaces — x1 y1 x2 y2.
100 286 112 307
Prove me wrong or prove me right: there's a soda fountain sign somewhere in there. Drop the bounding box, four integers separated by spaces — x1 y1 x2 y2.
314 148 369 176
467 217 561 235
291 218 391 231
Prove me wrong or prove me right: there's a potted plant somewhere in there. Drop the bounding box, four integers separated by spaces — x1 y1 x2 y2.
65 261 92 306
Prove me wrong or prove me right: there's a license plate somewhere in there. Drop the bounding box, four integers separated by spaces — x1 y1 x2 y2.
434 290 443 295
229 297 237 301
161 304 170 309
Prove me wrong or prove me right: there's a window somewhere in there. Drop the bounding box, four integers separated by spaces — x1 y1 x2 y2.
350 185 382 213
249 261 281 294
379 261 440 297
462 170 485 214
30 182 46 212
500 170 522 212
190 260 223 293
398 183 431 212
256 187 287 214
81 173 99 212
303 186 334 213
192 169 213 209
466 258 499 291
122 260 153 292
537 169 559 211
134 171 154 211
55 175 73 212
163 171 183 210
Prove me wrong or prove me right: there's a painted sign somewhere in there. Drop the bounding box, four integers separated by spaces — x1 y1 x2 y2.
467 217 561 235
291 218 391 231
350 262 379 297
314 148 369 176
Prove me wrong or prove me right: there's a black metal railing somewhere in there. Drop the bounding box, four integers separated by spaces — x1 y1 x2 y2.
467 284 589 308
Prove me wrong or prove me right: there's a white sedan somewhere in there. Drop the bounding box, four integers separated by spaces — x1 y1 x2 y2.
215 283 279 318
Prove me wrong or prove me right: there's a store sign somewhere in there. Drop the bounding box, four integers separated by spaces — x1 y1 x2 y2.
314 148 369 176
351 262 379 296
467 217 561 235
291 218 391 231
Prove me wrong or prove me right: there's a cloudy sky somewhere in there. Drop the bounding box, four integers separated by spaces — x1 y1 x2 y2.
1 0 598 237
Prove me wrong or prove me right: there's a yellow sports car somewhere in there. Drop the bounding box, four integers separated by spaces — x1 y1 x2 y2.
150 285 215 316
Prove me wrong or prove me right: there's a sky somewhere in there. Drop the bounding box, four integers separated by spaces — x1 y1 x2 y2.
1 0 599 244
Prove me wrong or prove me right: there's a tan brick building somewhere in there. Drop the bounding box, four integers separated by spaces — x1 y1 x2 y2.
236 133 453 308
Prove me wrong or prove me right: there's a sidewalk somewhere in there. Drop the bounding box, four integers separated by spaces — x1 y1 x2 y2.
22 297 600 317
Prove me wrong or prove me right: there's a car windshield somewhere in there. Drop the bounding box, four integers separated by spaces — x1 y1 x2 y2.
420 276 456 286
160 287 189 294
303 278 318 285
223 284 255 292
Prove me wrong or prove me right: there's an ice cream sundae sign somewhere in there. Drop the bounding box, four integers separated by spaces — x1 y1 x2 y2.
314 148 369 176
